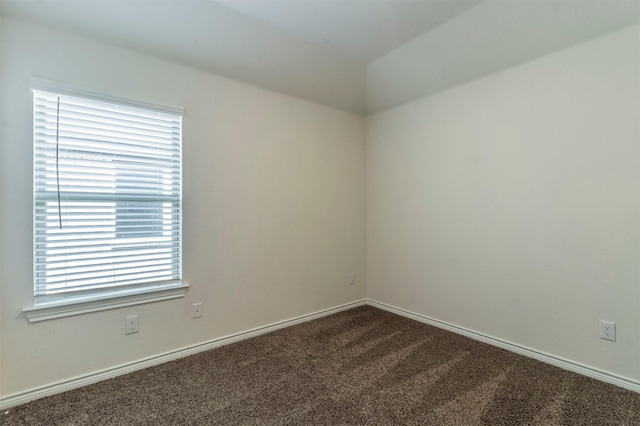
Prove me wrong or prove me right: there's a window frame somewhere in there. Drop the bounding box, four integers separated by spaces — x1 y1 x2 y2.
24 78 188 323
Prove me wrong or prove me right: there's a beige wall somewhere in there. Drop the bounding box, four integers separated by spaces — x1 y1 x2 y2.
0 17 366 398
366 25 640 381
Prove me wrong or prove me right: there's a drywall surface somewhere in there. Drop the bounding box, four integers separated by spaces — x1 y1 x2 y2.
1 0 366 114
366 0 639 114
366 26 640 381
0 17 365 398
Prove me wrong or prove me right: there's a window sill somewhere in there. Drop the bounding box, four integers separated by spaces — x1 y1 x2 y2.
23 284 189 323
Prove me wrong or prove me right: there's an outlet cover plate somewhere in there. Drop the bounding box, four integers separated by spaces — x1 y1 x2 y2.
125 315 139 335
599 320 616 341
192 303 203 319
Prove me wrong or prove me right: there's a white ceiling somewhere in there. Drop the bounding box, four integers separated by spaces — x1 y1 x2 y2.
366 0 640 113
1 1 638 115
217 0 481 63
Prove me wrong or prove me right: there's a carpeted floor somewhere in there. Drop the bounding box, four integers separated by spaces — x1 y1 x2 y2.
3 306 640 425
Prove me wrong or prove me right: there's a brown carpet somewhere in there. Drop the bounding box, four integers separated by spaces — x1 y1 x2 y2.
3 306 640 425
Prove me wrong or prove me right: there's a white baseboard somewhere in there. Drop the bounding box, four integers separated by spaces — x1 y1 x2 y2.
4 298 638 410
0 299 367 410
366 299 640 394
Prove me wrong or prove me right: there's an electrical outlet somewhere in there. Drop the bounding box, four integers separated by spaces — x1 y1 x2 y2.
348 272 356 285
599 320 616 341
192 303 203 319
125 315 139 335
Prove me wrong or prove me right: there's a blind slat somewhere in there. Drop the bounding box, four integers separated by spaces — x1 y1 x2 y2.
35 272 179 295
33 89 182 305
35 279 181 299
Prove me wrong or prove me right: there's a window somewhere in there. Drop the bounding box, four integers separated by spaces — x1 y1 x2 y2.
27 79 186 320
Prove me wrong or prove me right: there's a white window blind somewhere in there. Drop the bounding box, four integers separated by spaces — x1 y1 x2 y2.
33 88 183 306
